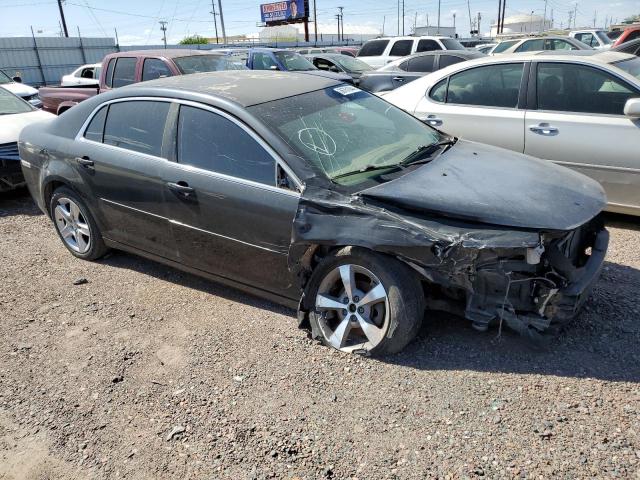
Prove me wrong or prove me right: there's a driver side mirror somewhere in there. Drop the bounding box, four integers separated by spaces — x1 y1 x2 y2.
624 98 640 118
12 75 22 83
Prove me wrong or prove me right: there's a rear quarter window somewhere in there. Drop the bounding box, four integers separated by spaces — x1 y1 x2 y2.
112 57 137 88
358 40 389 57
389 40 413 56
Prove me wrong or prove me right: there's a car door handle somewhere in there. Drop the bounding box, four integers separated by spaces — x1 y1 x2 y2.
425 114 443 127
529 123 559 136
76 156 94 168
392 76 406 82
167 181 195 197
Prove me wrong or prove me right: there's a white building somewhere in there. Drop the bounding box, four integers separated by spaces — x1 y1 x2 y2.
490 14 552 36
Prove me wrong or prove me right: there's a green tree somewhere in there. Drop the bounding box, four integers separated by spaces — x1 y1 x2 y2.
179 35 209 45
623 14 640 23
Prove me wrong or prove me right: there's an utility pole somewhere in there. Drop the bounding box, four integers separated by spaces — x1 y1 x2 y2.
568 10 573 30
338 7 344 41
210 0 219 44
397 0 400 36
468 0 473 35
57 0 69 37
313 0 318 42
217 0 227 44
414 12 417 32
402 0 405 35
500 0 506 34
573 2 578 28
550 8 554 28
543 0 548 30
453 12 456 32
497 0 502 34
437 0 441 34
336 14 341 41
529 10 534 33
477 12 481 35
159 21 168 48
593 10 597 27
382 15 385 35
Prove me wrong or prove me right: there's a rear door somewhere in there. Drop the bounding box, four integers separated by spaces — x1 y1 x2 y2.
524 61 640 211
160 103 300 297
414 62 527 152
74 99 176 259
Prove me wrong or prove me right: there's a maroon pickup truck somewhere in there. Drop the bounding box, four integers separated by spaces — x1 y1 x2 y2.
39 49 241 115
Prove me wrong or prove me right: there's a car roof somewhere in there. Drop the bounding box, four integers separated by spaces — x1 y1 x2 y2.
125 70 341 107
107 49 225 58
365 35 449 41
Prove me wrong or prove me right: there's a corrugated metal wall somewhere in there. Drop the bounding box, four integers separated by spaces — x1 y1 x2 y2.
0 37 117 86
0 36 359 87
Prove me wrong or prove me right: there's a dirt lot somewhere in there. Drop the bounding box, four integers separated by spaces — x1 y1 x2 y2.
0 189 639 480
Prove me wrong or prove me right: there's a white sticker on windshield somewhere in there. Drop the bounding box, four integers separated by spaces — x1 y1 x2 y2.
334 85 360 96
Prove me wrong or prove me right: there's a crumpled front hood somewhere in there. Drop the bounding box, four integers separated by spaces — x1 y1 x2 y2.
359 140 606 231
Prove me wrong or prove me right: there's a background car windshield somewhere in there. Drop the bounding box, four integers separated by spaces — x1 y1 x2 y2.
441 38 465 50
333 56 371 73
274 52 315 71
249 87 440 185
615 57 640 80
0 87 34 114
173 55 240 73
493 40 518 53
0 70 13 85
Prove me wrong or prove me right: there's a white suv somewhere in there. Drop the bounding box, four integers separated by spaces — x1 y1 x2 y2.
357 36 466 68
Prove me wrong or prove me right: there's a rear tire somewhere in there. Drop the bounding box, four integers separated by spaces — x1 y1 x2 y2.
50 186 108 261
307 247 425 356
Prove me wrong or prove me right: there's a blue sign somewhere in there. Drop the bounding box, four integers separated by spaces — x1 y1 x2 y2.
260 0 306 24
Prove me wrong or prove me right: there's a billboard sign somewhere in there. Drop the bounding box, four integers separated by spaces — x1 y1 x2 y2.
260 0 306 24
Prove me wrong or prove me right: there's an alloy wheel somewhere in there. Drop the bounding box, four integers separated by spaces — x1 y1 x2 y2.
314 264 390 353
54 197 92 254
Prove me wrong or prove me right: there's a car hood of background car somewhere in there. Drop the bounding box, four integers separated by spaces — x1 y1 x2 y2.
0 82 38 97
358 140 606 231
0 110 52 144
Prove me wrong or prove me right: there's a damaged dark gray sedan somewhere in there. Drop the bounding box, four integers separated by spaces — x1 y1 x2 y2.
19 71 609 355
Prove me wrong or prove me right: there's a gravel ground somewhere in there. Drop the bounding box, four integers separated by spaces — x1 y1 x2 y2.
0 189 639 480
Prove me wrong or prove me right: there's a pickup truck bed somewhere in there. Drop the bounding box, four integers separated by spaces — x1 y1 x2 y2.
39 84 99 115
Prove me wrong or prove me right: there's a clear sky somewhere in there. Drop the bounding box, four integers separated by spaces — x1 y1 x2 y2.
1 0 638 44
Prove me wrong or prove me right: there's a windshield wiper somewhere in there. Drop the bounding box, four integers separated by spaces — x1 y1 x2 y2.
400 137 457 167
332 163 402 180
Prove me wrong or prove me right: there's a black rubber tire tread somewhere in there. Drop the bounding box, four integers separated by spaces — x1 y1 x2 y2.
50 186 109 261
307 246 425 356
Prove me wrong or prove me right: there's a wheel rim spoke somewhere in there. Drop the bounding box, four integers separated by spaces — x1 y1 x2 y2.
76 222 90 237
55 205 72 222
60 225 74 239
338 264 356 301
316 294 345 311
328 318 352 349
75 232 88 252
69 202 81 222
357 314 386 346
357 283 387 307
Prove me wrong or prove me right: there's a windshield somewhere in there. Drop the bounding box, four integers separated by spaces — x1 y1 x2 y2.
615 57 640 80
274 51 316 71
173 55 242 74
0 87 35 115
441 38 465 50
332 55 372 73
0 70 13 85
596 31 613 44
249 86 441 186
493 40 518 53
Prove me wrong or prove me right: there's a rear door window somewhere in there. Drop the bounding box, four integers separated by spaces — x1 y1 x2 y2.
547 39 576 50
416 39 441 52
358 40 389 57
445 63 524 107
407 55 435 72
389 40 413 56
142 58 173 81
176 105 275 185
438 55 465 69
574 33 597 47
253 52 278 70
536 62 638 115
103 101 170 157
112 57 137 88
515 39 545 52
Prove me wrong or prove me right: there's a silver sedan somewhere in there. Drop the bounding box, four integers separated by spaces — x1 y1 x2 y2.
383 51 640 215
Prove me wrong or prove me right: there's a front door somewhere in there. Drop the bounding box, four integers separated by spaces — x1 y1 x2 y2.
524 62 640 211
160 104 300 298
74 99 176 259
414 62 527 152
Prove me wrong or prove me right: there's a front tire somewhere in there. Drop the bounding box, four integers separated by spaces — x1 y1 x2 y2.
50 186 108 260
307 247 425 356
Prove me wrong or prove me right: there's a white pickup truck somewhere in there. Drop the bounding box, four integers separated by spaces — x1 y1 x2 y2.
569 30 612 49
